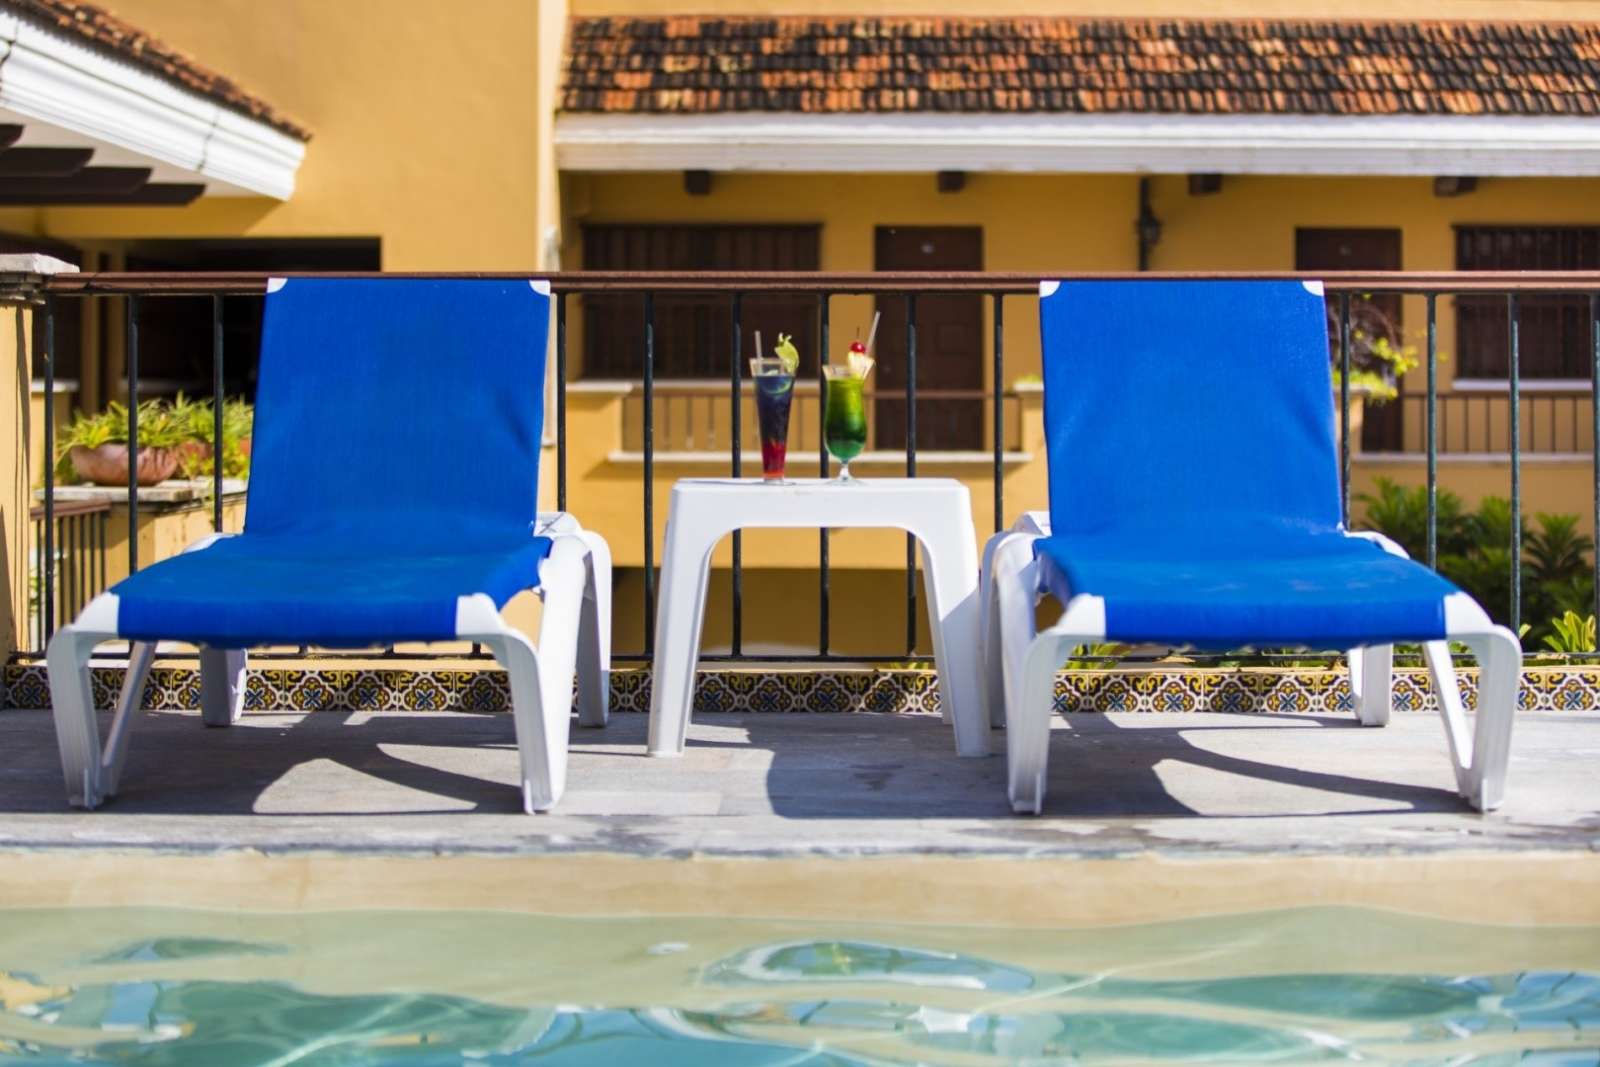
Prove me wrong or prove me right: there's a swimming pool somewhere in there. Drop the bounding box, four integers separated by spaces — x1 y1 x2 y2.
0 905 1594 1064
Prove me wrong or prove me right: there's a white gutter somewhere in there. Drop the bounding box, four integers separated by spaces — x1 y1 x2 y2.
557 112 1600 177
0 9 304 199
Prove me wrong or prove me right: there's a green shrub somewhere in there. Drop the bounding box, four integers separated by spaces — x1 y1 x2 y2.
1543 611 1597 654
1356 477 1596 648
1353 478 1473 561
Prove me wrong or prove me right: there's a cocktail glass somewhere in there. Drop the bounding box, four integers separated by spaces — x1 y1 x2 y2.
750 357 794 483
823 366 867 483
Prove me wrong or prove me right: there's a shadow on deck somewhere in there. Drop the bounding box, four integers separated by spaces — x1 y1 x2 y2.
0 708 1595 859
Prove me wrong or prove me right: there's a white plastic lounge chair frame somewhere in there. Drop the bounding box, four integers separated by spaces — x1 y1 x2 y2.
981 509 1522 815
46 512 611 815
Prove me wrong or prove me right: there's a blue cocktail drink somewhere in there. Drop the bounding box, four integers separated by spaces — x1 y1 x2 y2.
750 356 795 482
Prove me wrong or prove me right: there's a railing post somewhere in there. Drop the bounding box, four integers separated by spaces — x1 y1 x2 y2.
126 294 140 574
905 292 918 655
818 291 830 656
1339 291 1351 527
1425 292 1438 569
1593 293 1599 623
1508 293 1521 635
42 295 55 641
642 290 656 656
211 294 225 532
992 292 1004 534
556 292 567 513
730 291 743 656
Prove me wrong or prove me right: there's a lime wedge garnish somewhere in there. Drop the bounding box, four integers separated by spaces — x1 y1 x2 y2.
774 332 801 375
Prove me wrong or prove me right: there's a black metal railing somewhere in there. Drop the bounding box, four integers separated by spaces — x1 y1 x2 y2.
10 270 1600 664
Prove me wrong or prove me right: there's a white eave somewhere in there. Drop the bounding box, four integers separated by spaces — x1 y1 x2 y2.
556 112 1600 177
0 9 305 199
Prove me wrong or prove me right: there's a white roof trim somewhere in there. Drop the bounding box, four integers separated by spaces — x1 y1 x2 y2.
557 112 1600 177
0 10 304 199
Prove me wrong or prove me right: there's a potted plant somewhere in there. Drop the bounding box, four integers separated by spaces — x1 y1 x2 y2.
181 395 254 479
56 395 256 488
56 400 186 486
1326 298 1421 452
167 392 215 475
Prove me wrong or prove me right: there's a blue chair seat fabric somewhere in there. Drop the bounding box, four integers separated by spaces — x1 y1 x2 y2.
1036 280 1464 652
1035 524 1458 650
113 535 553 648
104 277 557 651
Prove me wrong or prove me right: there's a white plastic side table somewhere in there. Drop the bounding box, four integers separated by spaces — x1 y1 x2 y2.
647 477 988 758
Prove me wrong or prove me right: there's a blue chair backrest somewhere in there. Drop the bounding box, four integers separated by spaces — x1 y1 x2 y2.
1038 280 1341 540
243 278 551 548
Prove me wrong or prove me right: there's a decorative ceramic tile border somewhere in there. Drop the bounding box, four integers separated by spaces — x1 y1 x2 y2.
4 663 1598 714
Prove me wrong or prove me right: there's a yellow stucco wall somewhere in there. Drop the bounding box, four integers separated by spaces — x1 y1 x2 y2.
567 171 1600 392
32 0 549 270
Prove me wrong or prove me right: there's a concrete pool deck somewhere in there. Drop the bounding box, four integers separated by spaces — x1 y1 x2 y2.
0 707 1594 858
0 708 1596 926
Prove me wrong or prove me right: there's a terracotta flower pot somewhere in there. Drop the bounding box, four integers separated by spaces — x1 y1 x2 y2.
68 443 179 487
173 439 213 476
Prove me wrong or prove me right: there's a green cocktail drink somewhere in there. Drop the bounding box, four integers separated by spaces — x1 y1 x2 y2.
824 372 867 482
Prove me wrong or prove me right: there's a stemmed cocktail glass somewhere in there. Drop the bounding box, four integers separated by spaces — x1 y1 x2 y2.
823 366 867 482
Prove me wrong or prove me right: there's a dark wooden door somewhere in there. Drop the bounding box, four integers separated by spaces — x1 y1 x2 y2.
582 224 820 379
1295 228 1404 452
873 226 983 450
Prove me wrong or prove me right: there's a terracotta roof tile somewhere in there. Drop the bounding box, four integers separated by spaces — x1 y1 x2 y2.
563 16 1600 117
2 0 310 139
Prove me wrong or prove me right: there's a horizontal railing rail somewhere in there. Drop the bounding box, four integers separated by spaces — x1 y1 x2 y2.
9 270 1600 667
34 269 1600 294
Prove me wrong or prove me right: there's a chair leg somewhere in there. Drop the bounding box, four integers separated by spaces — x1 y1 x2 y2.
1349 643 1393 726
484 630 559 813
982 557 1007 730
1003 588 1107 815
458 539 589 814
101 641 156 797
1431 630 1520 812
1007 627 1081 815
523 538 587 810
47 625 104 808
983 532 1037 731
574 529 611 729
199 648 248 727
1422 640 1470 796
46 623 140 809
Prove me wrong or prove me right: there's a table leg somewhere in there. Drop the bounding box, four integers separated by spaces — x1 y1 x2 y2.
647 510 719 757
916 520 988 758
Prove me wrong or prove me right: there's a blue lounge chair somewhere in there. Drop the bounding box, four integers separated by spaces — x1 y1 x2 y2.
982 280 1521 814
47 278 610 813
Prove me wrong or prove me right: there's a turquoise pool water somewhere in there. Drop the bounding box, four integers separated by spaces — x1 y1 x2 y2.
0 906 1594 1064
